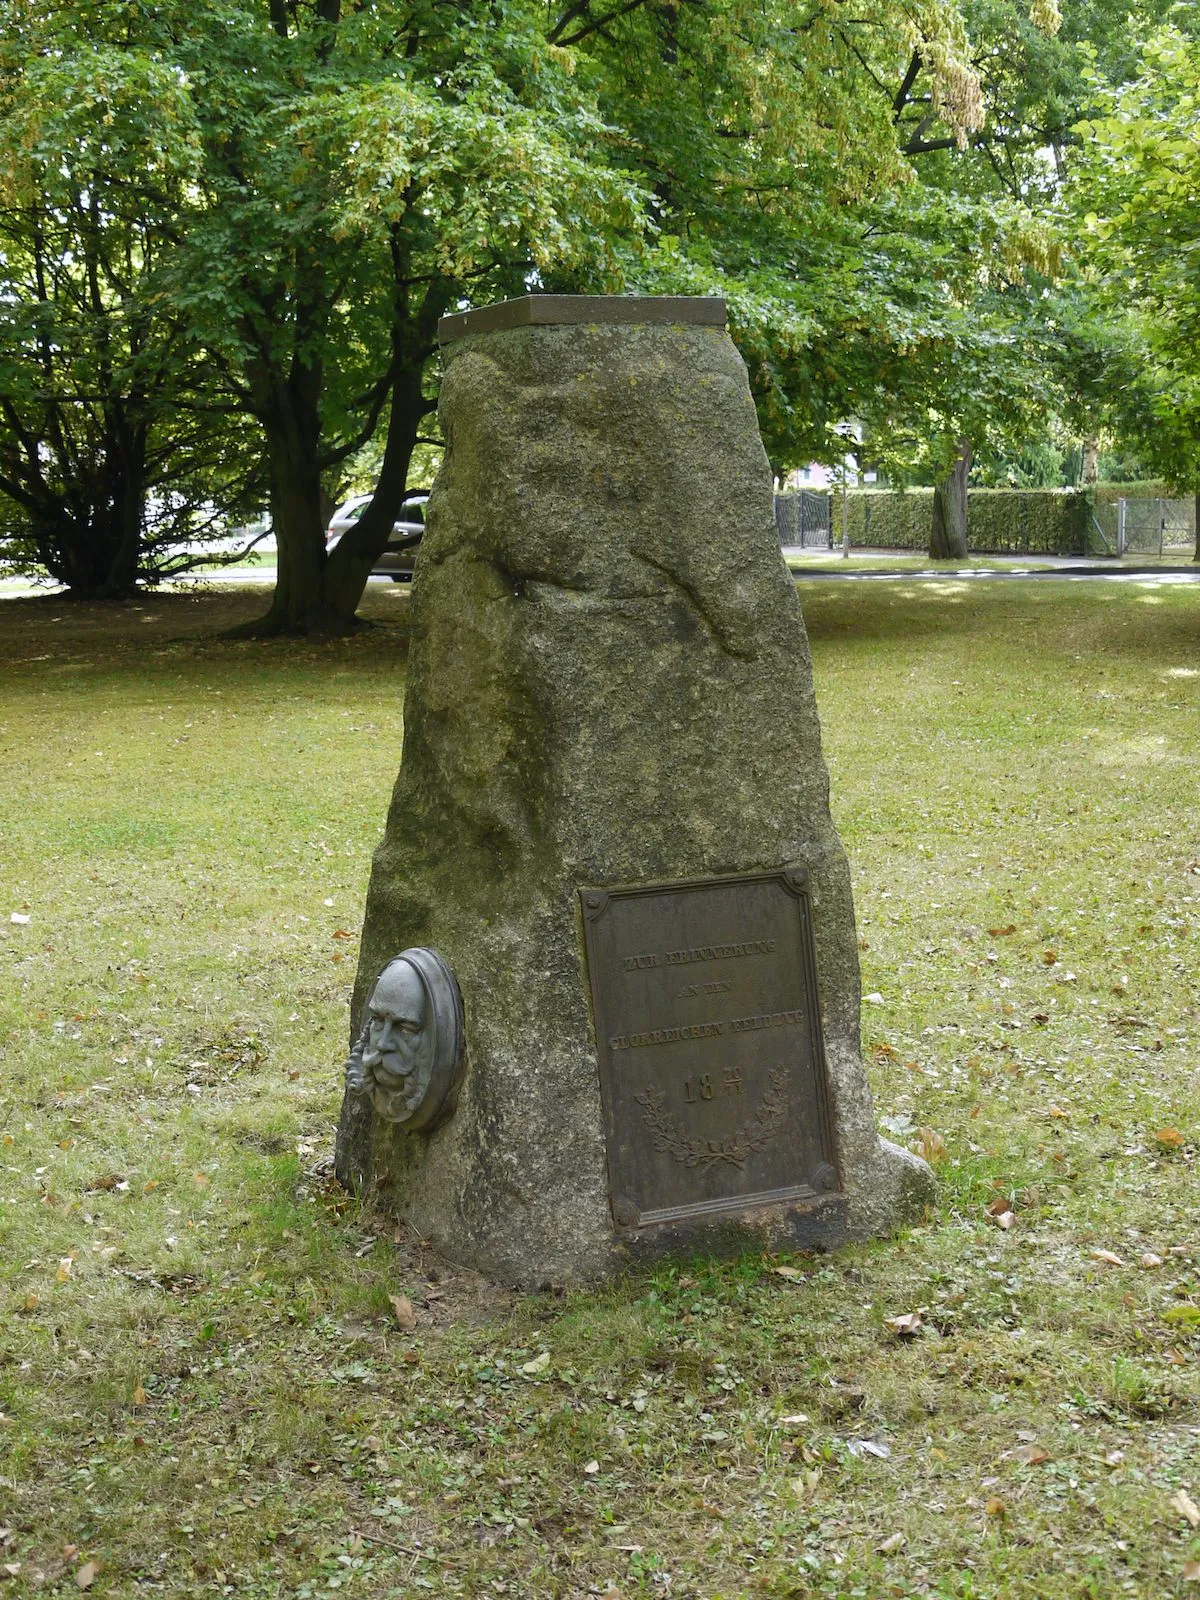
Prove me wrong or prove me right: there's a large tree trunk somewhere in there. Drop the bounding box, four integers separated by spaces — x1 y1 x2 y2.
320 365 428 622
95 417 148 599
232 332 341 635
930 438 971 559
42 432 148 601
1081 436 1099 486
318 276 451 625
236 267 446 635
243 396 330 633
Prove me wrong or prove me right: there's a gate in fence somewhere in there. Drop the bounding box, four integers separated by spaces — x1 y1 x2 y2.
1087 498 1194 556
774 491 831 548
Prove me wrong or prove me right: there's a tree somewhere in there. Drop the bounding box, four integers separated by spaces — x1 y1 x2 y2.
1069 25 1200 555
0 13 261 596
1 0 1092 611
162 0 649 633
161 0 989 631
931 440 972 556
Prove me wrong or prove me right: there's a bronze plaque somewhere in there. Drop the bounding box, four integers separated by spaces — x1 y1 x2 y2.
580 867 840 1229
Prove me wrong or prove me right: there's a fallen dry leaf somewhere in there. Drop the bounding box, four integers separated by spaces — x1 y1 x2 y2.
1155 1127 1186 1151
55 1258 73 1283
1007 1443 1050 1465
192 1172 210 1189
520 1350 551 1376
1090 1249 1125 1267
877 1532 906 1556
1184 1560 1200 1583
1171 1489 1200 1529
913 1127 948 1165
84 1174 124 1193
988 925 1017 938
75 1561 99 1590
773 1265 805 1281
387 1293 416 1331
884 1308 925 1338
1140 1252 1164 1269
984 1497 1007 1519
1042 949 1058 965
583 1460 600 1475
132 1382 148 1406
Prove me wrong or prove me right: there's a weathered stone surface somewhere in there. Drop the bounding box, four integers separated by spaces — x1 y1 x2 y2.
336 307 933 1286
437 293 727 344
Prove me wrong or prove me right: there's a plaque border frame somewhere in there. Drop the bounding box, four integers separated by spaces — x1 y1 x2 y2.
579 865 841 1231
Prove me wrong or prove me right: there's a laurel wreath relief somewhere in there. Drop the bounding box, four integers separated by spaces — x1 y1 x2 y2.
635 1070 789 1171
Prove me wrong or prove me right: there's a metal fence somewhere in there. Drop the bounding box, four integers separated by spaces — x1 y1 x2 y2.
1087 498 1194 556
774 491 831 548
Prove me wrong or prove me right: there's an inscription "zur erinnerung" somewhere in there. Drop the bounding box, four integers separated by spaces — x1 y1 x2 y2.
622 938 776 973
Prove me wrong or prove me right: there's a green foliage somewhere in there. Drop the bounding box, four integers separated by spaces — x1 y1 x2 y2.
1 0 1184 604
1093 479 1181 503
1068 24 1200 489
843 487 1088 551
0 4 263 593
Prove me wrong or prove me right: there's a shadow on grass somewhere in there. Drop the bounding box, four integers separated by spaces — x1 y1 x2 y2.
798 576 1200 666
0 586 414 678
1 579 1194 689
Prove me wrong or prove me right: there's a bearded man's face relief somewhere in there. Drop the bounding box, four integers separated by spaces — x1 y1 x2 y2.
360 960 428 1116
343 947 464 1130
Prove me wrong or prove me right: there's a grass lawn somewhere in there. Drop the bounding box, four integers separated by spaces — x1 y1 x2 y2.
782 551 1198 573
1 577 1198 1599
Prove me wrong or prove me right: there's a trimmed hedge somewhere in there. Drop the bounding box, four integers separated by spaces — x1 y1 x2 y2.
1093 480 1177 504
843 488 1089 554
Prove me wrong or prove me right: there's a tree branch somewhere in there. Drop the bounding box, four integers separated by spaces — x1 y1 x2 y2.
893 49 922 118
554 0 651 48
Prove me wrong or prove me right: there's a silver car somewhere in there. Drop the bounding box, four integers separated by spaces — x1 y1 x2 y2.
326 492 429 580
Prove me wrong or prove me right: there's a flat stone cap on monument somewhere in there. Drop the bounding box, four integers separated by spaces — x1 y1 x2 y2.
437 294 728 346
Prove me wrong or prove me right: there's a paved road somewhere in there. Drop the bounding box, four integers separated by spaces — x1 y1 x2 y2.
0 569 401 598
4 559 1198 600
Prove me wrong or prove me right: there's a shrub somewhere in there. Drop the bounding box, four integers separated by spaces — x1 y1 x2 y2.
842 488 1089 553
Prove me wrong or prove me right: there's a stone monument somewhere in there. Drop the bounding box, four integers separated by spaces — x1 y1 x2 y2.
335 294 933 1287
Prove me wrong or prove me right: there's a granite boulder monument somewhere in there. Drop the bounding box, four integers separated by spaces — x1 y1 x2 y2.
335 294 934 1287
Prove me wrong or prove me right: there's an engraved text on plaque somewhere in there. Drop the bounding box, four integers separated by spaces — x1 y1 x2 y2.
580 868 840 1228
